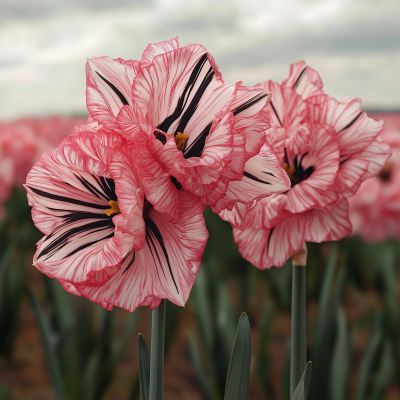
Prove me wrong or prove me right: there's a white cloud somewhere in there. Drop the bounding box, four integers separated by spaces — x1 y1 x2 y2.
0 0 399 119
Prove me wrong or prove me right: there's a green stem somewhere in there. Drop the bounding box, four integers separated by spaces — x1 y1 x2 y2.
149 299 166 400
290 265 306 396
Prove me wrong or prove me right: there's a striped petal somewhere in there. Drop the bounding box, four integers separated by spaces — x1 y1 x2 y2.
211 143 291 213
140 37 180 68
86 56 139 130
281 61 324 100
308 97 384 159
25 131 144 285
131 45 270 160
234 199 352 269
75 191 208 311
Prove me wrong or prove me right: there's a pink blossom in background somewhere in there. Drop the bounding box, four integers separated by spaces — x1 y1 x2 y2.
229 62 392 269
0 116 86 217
349 113 400 241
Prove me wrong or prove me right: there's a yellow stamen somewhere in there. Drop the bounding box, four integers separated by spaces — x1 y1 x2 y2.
105 200 121 217
282 162 299 183
174 132 189 151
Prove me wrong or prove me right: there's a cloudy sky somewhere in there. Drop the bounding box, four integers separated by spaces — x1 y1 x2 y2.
0 0 399 120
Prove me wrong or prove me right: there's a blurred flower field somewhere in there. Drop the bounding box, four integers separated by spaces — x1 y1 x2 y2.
0 112 400 399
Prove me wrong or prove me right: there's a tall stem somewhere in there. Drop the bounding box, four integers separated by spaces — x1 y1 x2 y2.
149 299 166 400
290 245 307 396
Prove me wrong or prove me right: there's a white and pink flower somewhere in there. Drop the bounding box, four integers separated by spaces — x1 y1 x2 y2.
25 130 208 311
230 62 392 269
85 38 290 222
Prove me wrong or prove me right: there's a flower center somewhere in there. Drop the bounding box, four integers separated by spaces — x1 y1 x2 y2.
379 161 394 181
283 151 315 187
174 132 189 151
105 200 121 216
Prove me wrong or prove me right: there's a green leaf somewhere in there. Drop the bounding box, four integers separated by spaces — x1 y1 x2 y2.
224 313 251 400
291 361 312 400
138 334 151 400
255 301 273 399
331 308 350 400
187 330 219 400
29 291 66 400
355 313 382 400
192 266 214 354
369 341 393 400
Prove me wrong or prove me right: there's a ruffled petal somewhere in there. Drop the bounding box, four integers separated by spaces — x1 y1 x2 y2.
25 132 144 285
129 134 180 222
140 37 180 68
260 81 308 132
281 61 324 100
308 97 384 159
211 143 291 213
334 136 392 198
86 56 138 130
234 199 351 269
132 45 270 161
75 191 208 311
284 124 340 213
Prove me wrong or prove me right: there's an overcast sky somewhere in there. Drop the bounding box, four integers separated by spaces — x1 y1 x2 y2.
0 0 399 120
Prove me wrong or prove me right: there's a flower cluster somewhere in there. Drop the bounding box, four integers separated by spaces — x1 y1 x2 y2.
228 62 392 269
0 116 85 218
349 113 400 241
25 38 290 311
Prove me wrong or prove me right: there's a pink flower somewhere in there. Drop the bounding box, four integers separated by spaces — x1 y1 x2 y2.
0 116 86 217
25 129 208 311
349 113 400 241
230 62 392 269
85 38 290 222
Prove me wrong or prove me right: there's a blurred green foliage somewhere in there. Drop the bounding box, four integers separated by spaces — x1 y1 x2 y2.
0 197 399 399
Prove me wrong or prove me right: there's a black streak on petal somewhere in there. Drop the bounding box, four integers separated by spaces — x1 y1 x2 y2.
154 131 167 145
293 68 306 89
95 71 129 106
339 111 363 132
269 101 283 127
243 171 271 185
145 217 179 294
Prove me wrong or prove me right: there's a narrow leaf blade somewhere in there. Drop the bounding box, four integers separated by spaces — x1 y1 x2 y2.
291 361 312 400
224 313 251 400
138 334 150 400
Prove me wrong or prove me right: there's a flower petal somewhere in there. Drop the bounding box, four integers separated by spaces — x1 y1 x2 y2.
25 132 144 285
86 56 139 129
308 97 384 159
234 199 351 269
75 191 208 312
140 37 180 68
211 143 291 213
284 124 340 214
281 61 324 100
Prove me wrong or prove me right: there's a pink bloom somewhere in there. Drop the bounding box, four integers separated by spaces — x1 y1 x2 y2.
25 129 208 311
349 113 400 241
231 62 392 269
0 116 85 217
85 38 290 221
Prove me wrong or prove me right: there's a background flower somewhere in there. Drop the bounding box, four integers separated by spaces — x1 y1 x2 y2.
349 113 400 241
232 62 392 269
0 116 86 218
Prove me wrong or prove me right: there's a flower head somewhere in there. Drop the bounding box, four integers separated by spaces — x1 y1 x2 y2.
85 38 290 222
231 62 392 269
25 129 208 311
349 113 400 241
